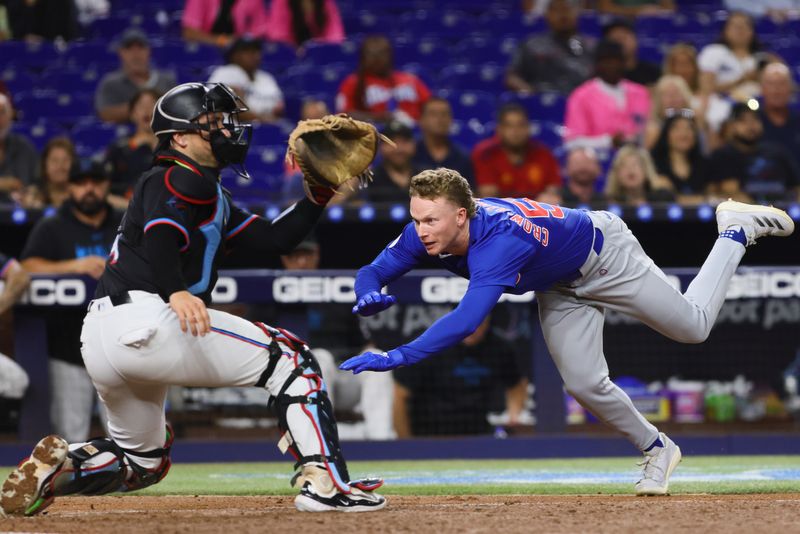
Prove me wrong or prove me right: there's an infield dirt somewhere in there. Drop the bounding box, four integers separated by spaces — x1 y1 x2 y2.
1 494 798 533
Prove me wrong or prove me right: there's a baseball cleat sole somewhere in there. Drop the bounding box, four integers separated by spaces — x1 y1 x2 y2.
1 435 68 516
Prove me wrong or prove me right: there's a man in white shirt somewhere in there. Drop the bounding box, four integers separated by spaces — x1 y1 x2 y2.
208 35 284 122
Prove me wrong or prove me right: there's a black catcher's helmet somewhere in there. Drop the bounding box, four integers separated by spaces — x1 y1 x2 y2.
151 82 252 176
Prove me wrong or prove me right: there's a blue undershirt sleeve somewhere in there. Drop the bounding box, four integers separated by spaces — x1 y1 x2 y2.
396 284 506 364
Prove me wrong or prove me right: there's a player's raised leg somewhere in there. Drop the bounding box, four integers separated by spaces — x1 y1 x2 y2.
536 291 682 495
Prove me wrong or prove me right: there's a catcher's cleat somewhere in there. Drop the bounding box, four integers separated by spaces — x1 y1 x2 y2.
292 465 385 512
1 435 68 516
716 200 795 246
294 482 386 513
635 433 682 496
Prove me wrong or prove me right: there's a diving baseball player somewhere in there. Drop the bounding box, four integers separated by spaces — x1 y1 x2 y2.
0 83 385 516
340 167 795 495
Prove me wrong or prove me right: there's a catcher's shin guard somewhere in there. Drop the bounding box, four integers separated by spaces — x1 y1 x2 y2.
52 425 174 497
262 325 353 494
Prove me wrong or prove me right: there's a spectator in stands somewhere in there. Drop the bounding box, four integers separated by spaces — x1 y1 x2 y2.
103 89 160 209
0 93 38 202
393 316 528 437
564 40 651 149
650 110 710 204
506 0 595 95
663 44 731 149
698 12 763 101
602 18 661 87
265 0 345 48
561 146 606 206
709 101 800 202
336 35 431 125
644 75 695 149
604 145 674 205
723 0 800 23
95 29 177 124
597 0 674 16
758 62 800 169
182 0 270 48
21 160 121 442
412 97 474 185
208 35 284 122
285 238 395 440
282 99 330 203
22 137 76 209
6 0 79 41
472 103 562 199
363 120 422 203
0 251 31 433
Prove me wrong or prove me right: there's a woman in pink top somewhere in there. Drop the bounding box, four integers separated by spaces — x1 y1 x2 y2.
266 0 345 48
182 0 271 48
565 40 651 149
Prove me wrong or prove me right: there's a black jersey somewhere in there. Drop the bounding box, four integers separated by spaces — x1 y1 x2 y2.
97 149 324 303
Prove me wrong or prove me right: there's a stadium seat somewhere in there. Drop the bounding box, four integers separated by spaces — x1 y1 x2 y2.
3 41 63 72
71 122 132 157
450 118 490 152
439 64 505 93
1 70 37 96
501 92 567 124
61 42 118 68
531 121 565 150
281 63 349 95
249 122 293 147
39 69 101 94
261 42 298 72
393 39 448 67
15 92 94 127
303 40 360 66
11 120 67 151
441 90 496 123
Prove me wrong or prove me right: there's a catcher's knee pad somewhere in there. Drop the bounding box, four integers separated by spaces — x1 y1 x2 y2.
51 425 174 496
264 327 351 493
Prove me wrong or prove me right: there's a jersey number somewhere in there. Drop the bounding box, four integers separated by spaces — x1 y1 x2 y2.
509 198 564 219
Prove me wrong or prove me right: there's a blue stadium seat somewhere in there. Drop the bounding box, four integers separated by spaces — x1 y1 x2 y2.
343 11 392 35
452 37 512 65
3 41 63 72
281 63 349 95
441 90 496 123
71 122 132 157
249 122 293 147
62 42 118 68
15 93 93 126
39 69 101 94
397 63 437 88
1 70 37 96
11 120 67 151
152 41 221 69
501 92 567 124
261 42 298 72
439 64 505 93
449 119 489 152
531 121 565 150
303 40 359 66
393 39 448 67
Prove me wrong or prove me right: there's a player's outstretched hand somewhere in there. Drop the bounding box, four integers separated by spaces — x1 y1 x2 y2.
169 290 211 337
352 291 396 316
339 349 405 374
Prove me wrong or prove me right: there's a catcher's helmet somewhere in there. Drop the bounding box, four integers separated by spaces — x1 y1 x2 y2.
151 82 252 175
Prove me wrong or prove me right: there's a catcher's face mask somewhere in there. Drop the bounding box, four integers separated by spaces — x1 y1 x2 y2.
194 84 253 177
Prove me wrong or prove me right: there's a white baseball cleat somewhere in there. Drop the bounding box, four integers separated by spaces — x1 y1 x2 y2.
635 433 682 496
716 200 795 246
1 435 68 516
294 483 386 512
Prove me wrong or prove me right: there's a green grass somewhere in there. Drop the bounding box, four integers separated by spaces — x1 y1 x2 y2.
5 456 800 496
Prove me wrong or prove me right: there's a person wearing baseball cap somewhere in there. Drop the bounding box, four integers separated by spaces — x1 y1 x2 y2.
95 28 177 123
208 35 284 122
363 120 423 203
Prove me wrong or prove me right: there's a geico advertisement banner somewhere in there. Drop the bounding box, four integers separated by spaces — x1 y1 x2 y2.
6 268 800 306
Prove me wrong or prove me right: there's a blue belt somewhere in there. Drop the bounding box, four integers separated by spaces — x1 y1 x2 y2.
560 227 604 284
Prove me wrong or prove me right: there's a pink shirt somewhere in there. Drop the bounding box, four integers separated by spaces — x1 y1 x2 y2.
564 78 651 146
182 0 270 37
265 0 345 46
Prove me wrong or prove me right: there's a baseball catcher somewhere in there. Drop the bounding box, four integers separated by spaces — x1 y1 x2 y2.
0 83 390 516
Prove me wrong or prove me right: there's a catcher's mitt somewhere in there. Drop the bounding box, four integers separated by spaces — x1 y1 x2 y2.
285 114 395 204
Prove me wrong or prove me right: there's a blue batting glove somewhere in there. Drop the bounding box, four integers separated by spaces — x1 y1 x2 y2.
339 349 405 374
351 291 396 316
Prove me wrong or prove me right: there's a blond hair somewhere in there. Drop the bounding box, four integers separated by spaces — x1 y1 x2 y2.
604 145 660 201
651 75 694 121
663 43 699 91
409 168 477 217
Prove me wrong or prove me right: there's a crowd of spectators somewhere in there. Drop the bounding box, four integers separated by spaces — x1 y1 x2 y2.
3 1 798 214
